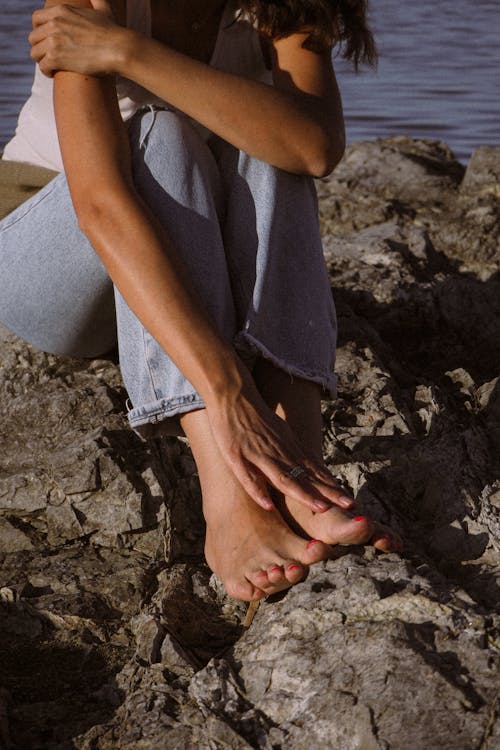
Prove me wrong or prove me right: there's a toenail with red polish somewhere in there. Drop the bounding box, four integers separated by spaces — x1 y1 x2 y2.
306 539 321 549
354 516 366 522
288 564 302 572
270 566 282 572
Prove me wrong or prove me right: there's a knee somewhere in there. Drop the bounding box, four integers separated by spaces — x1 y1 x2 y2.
131 108 212 172
129 108 222 213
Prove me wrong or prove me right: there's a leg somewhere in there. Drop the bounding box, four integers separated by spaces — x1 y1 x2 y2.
119 111 334 598
253 359 401 551
210 139 337 395
0 173 116 357
211 142 399 549
119 109 238 434
180 407 333 600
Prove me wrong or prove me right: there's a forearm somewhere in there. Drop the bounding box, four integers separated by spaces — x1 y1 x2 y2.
116 31 343 176
79 185 245 401
54 70 245 405
31 4 345 175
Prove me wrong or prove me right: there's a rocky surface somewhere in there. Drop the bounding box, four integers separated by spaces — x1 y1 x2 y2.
0 136 499 749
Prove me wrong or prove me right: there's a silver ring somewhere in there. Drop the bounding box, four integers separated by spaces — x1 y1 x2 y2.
288 465 306 480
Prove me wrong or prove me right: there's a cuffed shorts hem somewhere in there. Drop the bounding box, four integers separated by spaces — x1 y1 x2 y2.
128 393 205 439
128 330 337 440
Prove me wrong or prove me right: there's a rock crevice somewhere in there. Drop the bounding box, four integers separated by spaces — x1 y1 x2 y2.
0 137 499 749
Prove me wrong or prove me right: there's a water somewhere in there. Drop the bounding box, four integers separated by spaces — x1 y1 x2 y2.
334 0 500 162
0 0 498 163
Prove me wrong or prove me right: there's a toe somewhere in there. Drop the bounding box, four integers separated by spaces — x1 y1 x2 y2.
283 562 307 585
251 569 273 591
301 538 333 564
373 535 392 552
267 565 286 584
248 568 290 595
373 533 403 553
372 523 403 553
297 505 376 547
346 515 374 543
224 577 266 602
249 564 305 594
322 513 376 546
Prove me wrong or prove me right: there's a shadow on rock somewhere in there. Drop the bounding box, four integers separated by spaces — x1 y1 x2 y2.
0 596 128 750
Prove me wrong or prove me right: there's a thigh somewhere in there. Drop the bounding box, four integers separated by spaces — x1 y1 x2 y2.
127 108 230 301
0 172 116 357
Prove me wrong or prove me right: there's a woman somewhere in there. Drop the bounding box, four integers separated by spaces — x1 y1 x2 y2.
1 0 400 601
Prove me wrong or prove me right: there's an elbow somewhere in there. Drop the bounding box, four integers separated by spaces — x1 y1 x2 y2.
67 164 136 239
305 132 346 179
73 182 135 239
75 198 107 239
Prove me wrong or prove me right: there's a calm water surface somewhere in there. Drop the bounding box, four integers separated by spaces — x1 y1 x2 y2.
0 0 498 162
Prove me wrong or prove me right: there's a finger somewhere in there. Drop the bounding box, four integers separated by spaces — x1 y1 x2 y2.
32 9 48 29
91 0 112 14
257 457 333 512
300 460 355 509
28 25 50 48
274 455 355 510
228 456 275 511
30 40 43 63
305 476 355 509
29 42 56 77
302 476 354 510
32 6 61 29
30 39 48 65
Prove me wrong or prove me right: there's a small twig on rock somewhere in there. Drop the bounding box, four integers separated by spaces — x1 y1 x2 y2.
243 600 260 628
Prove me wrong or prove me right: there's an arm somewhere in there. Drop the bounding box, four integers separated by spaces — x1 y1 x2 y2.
34 0 353 513
115 30 345 177
30 2 345 176
47 2 243 408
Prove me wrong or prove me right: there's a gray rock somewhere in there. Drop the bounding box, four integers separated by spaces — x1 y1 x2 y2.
0 137 499 749
460 146 500 197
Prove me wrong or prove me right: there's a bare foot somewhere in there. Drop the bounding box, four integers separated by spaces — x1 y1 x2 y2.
250 360 402 555
280 491 402 553
204 474 333 601
181 408 332 602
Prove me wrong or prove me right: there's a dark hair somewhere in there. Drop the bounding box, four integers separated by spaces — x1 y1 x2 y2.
238 1 377 68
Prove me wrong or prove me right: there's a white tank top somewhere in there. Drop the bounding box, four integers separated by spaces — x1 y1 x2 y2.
2 0 271 171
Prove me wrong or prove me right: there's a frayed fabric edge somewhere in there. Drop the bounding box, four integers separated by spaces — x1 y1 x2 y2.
234 331 337 400
126 332 337 439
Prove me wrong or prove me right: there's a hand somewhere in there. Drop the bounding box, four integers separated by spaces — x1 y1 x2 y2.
29 1 122 77
205 365 354 514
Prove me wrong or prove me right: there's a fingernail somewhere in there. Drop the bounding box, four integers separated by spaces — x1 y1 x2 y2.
338 495 354 507
306 539 321 550
353 515 366 522
314 500 330 512
288 564 302 572
259 497 274 510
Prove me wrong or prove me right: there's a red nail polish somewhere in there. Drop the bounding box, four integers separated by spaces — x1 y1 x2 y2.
288 564 302 572
354 516 366 522
378 536 390 542
270 566 282 572
306 539 321 550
